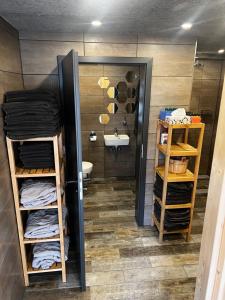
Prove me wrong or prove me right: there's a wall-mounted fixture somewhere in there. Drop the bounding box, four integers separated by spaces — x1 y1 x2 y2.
89 131 97 142
98 77 110 88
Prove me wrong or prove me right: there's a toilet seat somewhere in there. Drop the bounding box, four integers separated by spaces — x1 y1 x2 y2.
82 161 93 175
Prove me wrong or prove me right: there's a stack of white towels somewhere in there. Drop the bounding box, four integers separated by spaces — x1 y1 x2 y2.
20 179 57 208
24 207 67 239
32 237 69 270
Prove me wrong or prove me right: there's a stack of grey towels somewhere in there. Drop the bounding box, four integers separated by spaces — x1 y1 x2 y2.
32 237 69 270
24 207 67 239
20 179 57 208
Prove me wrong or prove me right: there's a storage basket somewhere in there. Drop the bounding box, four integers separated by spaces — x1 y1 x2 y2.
169 157 188 174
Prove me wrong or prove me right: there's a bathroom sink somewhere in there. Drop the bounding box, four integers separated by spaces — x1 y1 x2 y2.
104 134 130 147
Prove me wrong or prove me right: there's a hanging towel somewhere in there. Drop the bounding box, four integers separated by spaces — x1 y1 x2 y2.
24 207 67 239
32 236 69 270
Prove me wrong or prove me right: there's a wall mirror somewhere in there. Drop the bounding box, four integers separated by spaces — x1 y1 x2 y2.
107 87 117 99
98 77 110 89
126 71 139 83
125 103 136 114
107 103 118 114
116 81 128 103
99 113 110 124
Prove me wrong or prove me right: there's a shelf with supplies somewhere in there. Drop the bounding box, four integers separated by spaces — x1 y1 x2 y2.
6 132 67 286
153 120 205 243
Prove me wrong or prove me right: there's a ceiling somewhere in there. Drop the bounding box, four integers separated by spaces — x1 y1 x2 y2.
1 0 225 51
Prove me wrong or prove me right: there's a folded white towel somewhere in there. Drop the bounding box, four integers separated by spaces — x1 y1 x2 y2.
24 207 67 239
32 236 69 269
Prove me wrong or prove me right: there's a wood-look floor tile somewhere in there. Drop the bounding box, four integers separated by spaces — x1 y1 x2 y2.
86 270 124 286
91 257 151 272
184 264 198 278
124 266 187 282
150 253 199 267
85 247 120 260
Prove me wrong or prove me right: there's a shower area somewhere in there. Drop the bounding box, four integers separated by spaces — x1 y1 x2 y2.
190 56 225 175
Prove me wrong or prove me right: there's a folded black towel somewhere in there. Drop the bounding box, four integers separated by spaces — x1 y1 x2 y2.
2 89 62 140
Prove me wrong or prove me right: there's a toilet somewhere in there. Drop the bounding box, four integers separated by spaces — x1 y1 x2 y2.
82 161 93 179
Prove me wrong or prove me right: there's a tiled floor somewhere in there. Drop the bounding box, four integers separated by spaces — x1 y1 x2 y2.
23 178 207 300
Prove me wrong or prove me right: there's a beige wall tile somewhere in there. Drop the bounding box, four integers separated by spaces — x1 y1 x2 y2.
79 64 103 76
20 31 83 42
138 44 195 76
0 22 22 73
80 76 103 96
147 133 156 160
151 76 193 106
85 43 137 57
84 33 138 43
20 40 84 74
23 74 58 91
80 95 104 113
145 159 155 184
138 34 196 45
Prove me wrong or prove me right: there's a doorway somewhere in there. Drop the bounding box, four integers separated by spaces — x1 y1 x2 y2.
58 51 152 290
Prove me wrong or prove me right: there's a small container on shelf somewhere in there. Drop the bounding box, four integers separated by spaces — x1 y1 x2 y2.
169 157 189 174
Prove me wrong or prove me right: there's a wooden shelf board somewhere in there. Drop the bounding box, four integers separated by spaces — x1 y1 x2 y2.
20 202 58 211
157 143 198 156
153 214 189 235
8 136 57 142
15 167 56 178
156 166 195 182
159 120 204 129
27 262 62 274
23 234 60 244
155 196 192 209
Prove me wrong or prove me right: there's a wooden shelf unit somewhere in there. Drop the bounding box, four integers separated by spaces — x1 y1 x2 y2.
153 120 205 242
6 133 67 286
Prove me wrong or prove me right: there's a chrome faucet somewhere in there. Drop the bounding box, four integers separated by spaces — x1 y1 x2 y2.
114 128 118 137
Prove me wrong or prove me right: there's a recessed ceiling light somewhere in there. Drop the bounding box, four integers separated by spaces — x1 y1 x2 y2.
181 23 193 30
218 49 225 54
92 20 102 27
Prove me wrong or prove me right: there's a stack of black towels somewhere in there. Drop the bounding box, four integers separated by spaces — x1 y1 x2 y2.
2 89 61 140
154 174 193 205
18 142 54 169
154 201 190 231
154 174 193 230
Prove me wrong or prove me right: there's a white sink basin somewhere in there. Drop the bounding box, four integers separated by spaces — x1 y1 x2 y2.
104 134 130 147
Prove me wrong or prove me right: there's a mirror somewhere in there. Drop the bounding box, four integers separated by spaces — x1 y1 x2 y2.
98 77 110 89
99 114 110 125
107 87 117 99
126 71 138 83
116 81 128 103
127 87 136 98
125 103 136 114
107 103 118 114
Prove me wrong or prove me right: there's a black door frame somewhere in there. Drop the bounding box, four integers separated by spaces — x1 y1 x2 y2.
78 56 152 225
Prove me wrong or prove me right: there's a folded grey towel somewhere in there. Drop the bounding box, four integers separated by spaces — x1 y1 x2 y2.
20 179 57 208
32 236 69 270
24 207 67 239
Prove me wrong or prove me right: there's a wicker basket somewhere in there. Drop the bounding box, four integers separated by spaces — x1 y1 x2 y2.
169 157 188 174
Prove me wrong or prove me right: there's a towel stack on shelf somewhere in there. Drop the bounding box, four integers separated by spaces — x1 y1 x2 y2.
2 89 61 140
154 201 190 231
154 174 193 204
24 207 67 239
18 142 54 169
20 179 57 208
32 237 69 270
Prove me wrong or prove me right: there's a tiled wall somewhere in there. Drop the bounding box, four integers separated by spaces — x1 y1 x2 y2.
19 32 196 225
190 59 225 175
80 64 139 178
0 18 24 300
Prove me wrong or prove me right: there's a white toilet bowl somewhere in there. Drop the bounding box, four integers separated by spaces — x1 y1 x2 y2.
82 161 93 179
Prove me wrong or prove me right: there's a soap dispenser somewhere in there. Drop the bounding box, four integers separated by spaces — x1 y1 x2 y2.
89 131 97 142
